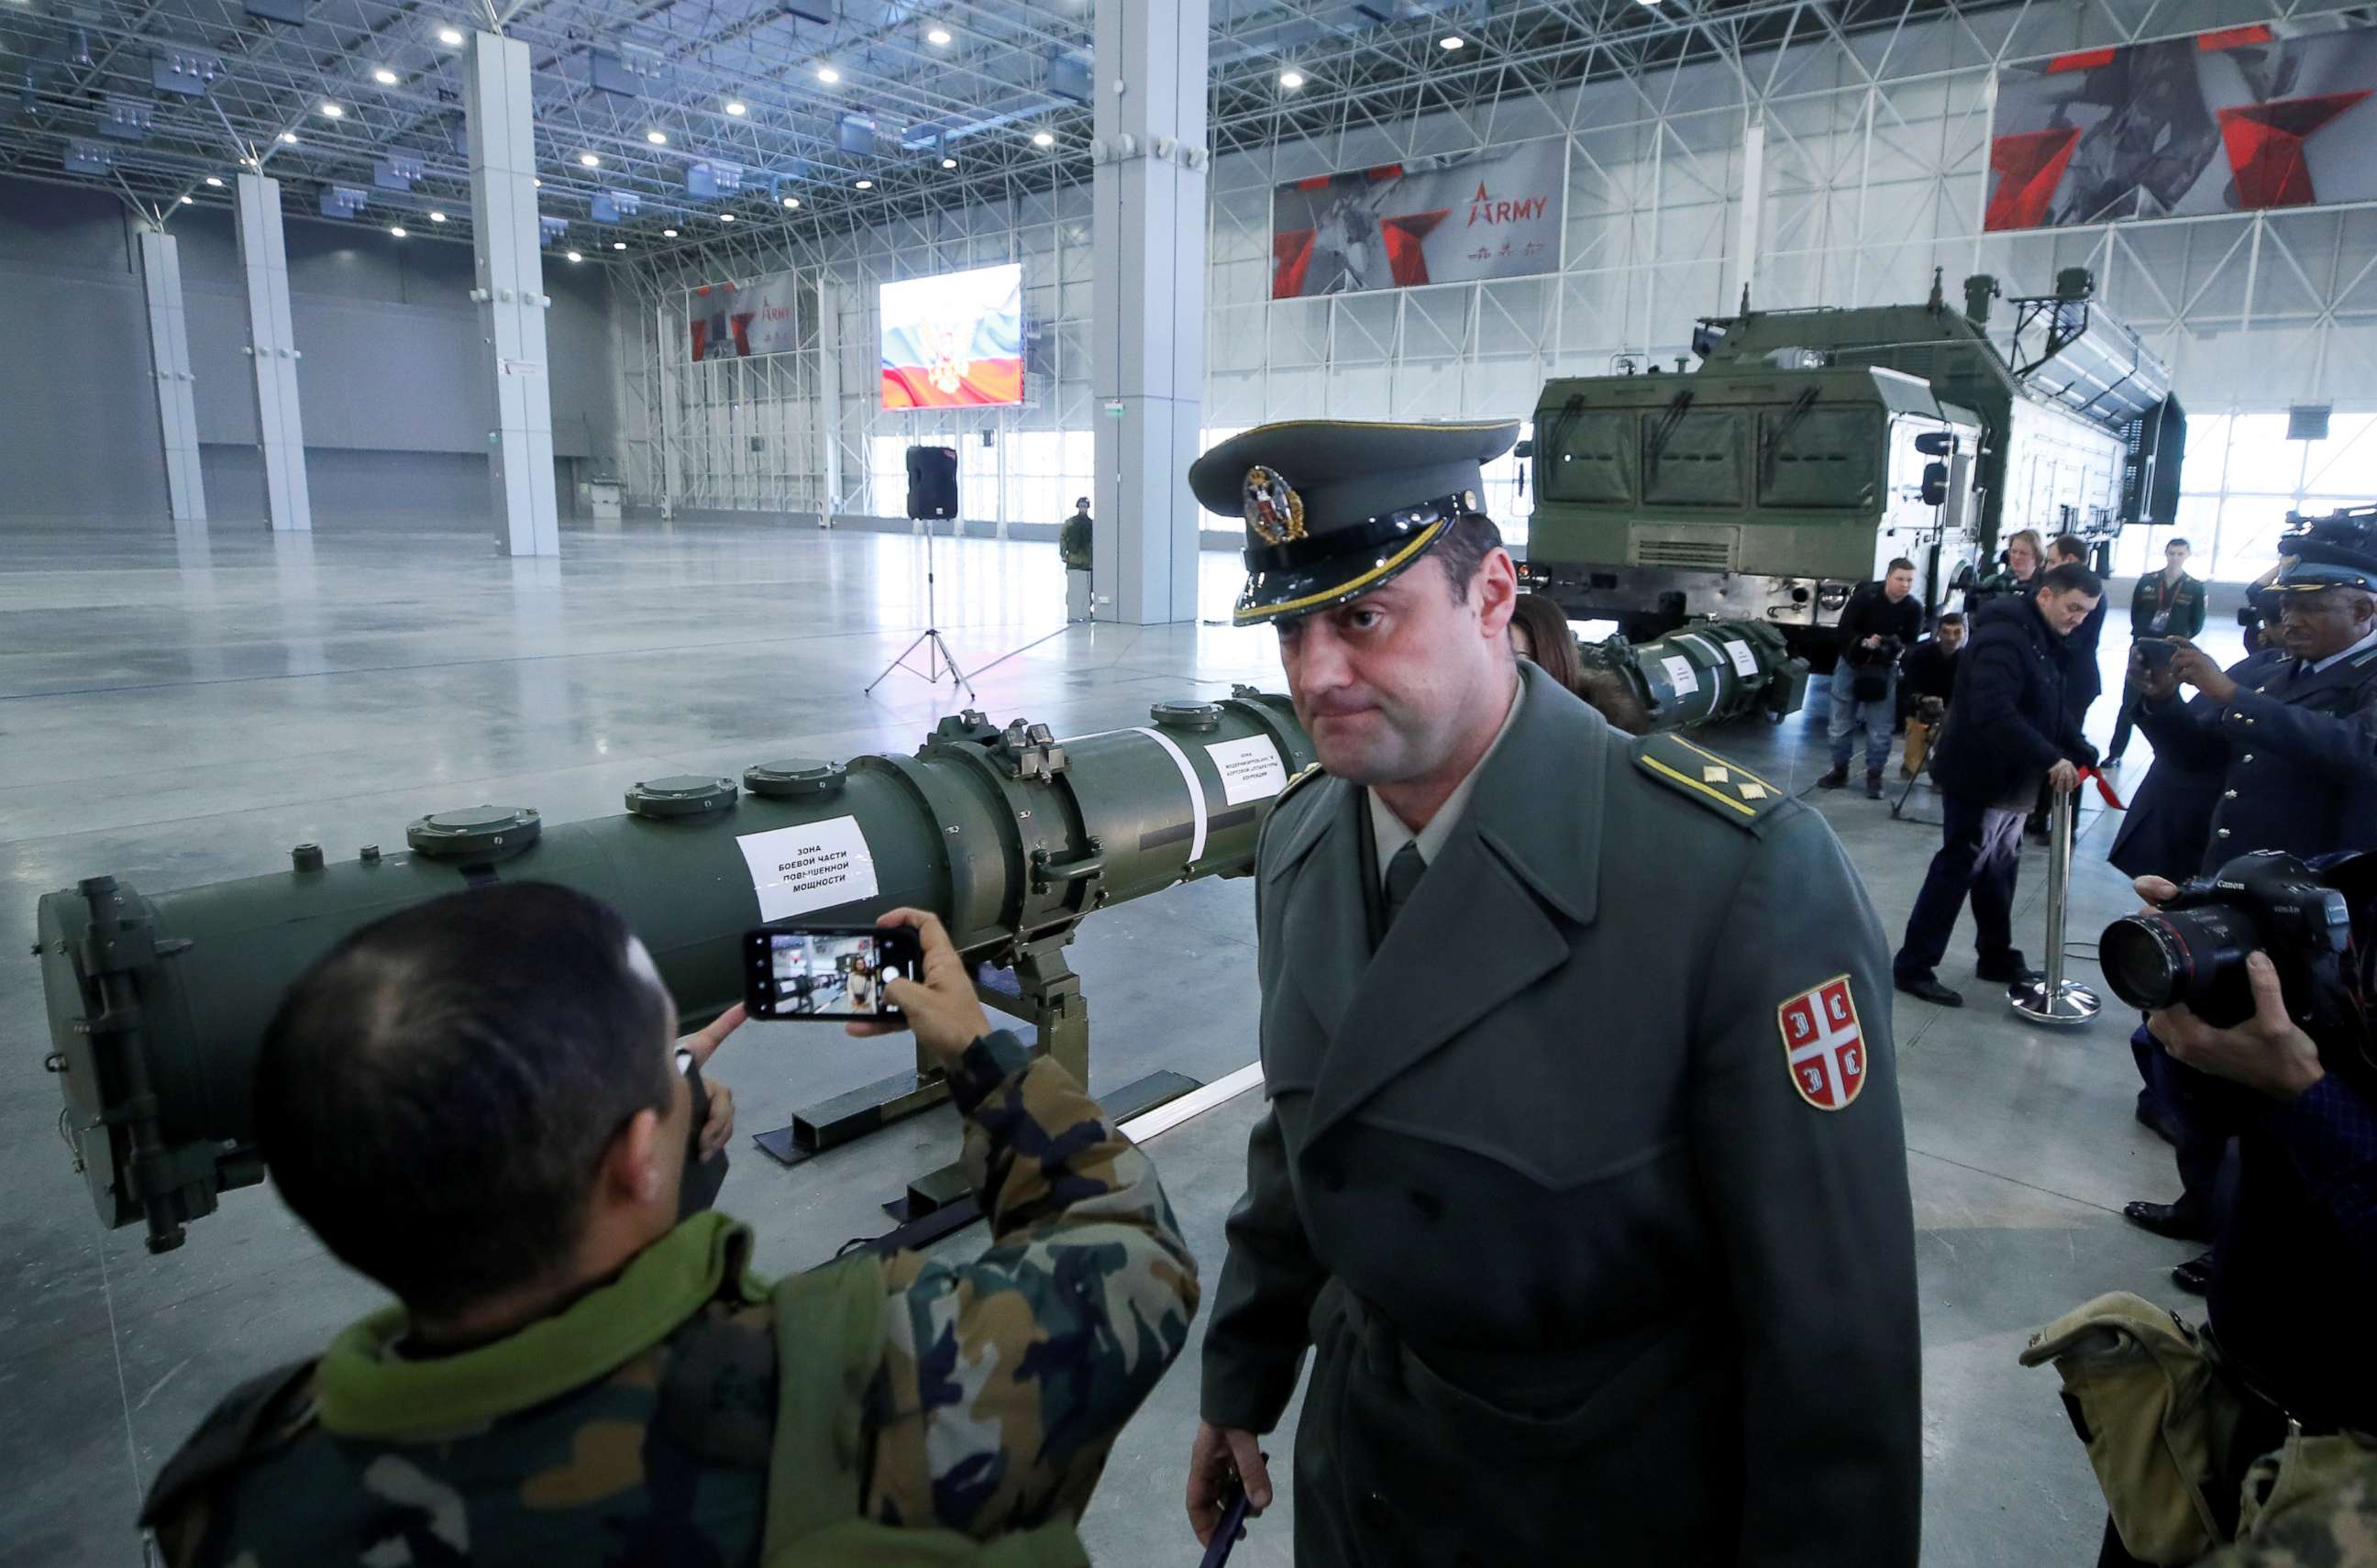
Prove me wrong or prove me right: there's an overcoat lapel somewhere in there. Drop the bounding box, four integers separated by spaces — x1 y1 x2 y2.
2267 646 2377 709
1299 663 1609 1143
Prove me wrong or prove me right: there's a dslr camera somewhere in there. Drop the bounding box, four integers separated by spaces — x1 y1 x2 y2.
2100 852 2350 1030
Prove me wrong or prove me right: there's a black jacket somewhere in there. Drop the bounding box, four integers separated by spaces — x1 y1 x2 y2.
1900 639 1960 705
1836 582 1923 668
2063 592 2110 712
1929 597 2095 809
2134 642 2377 871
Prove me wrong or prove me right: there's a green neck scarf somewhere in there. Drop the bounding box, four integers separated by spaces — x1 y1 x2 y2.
315 1210 765 1441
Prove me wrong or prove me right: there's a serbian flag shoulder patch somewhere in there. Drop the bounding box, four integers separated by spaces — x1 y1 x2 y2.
1778 976 1866 1110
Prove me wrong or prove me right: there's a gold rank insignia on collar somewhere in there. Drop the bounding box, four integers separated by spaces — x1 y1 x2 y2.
1632 734 1786 827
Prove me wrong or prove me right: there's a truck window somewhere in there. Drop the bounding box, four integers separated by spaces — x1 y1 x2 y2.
1759 408 1875 508
1642 410 1744 506
1542 410 1635 502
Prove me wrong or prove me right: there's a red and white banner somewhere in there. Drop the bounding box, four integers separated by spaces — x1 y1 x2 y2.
1987 16 2377 231
1270 140 1565 300
688 272 803 361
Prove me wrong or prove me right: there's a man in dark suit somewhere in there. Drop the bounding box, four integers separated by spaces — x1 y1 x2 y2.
1180 420 1922 1567
2026 535 2110 837
2116 513 2377 1284
1893 564 2103 1007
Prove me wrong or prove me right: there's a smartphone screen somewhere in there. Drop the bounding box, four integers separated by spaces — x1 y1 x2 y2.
743 925 920 1021
2133 636 2178 669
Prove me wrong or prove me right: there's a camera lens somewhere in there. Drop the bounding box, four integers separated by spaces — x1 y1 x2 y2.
2100 907 2259 1024
2099 915 2186 1010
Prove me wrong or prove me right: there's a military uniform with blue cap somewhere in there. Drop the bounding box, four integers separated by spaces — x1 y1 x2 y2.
1191 421 1923 1566
2131 510 2377 873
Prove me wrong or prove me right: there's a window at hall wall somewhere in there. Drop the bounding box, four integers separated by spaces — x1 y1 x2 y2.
2108 411 2375 584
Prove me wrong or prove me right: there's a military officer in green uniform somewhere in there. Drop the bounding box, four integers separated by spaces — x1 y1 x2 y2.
1180 420 1923 1565
141 883 1198 1566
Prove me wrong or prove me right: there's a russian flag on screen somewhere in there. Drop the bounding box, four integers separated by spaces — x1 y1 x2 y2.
879 262 1025 410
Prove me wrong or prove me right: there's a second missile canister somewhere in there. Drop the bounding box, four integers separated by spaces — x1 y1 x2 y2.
1579 617 1811 727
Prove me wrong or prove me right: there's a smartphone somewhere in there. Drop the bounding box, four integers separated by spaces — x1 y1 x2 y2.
2132 636 2179 670
743 924 921 1021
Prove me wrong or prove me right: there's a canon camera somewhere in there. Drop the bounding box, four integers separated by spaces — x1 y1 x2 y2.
2099 852 2350 1029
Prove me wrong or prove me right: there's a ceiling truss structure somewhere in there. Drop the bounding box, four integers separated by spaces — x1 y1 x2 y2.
0 0 2034 258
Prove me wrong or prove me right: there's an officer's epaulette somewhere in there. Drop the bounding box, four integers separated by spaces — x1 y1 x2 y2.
1272 761 1327 811
1631 733 1787 831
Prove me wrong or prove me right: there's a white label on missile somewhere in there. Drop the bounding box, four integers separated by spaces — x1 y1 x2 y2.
1131 727 1208 863
737 816 879 922
1725 639 1759 678
1205 734 1287 806
1662 654 1698 695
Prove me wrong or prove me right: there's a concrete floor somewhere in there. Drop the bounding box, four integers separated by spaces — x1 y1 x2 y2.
0 515 2229 1567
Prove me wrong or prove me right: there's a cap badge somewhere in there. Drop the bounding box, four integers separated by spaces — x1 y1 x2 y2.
1244 465 1308 547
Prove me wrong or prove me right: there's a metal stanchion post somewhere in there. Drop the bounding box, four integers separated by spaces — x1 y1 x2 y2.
2008 782 2101 1025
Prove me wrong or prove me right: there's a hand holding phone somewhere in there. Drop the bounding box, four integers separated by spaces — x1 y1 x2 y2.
745 924 921 1022
845 910 993 1066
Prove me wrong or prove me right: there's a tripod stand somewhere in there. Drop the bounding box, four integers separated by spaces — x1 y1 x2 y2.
867 518 978 704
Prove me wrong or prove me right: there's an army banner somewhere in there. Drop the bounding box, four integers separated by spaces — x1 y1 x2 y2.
687 271 804 361
1270 139 1566 299
1986 16 2377 231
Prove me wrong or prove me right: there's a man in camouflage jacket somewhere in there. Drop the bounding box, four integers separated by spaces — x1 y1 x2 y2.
140 884 1197 1565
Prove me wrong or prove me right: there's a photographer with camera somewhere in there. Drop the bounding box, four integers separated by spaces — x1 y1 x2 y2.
1821 558 1924 799
1897 612 1964 778
2053 851 2377 1567
140 885 1199 1568
2126 512 2377 869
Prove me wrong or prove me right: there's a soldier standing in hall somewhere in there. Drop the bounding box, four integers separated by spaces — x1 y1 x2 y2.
1179 419 1924 1566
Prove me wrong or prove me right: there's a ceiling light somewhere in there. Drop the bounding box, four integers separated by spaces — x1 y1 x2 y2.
532 177 542 186
816 65 840 83
613 240 626 249
781 194 801 208
853 178 872 190
372 67 397 84
429 210 447 222
724 99 746 116
179 194 193 204
1279 69 1305 88
565 249 581 261
927 26 950 44
579 151 600 167
389 225 406 237
319 101 343 117
1439 34 1465 49
646 128 667 144
437 26 463 45
719 212 735 221
204 175 223 186
941 156 957 169
1032 129 1055 147
280 131 298 143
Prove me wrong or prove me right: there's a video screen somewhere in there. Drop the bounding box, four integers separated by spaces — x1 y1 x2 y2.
764 932 902 1018
879 261 1024 410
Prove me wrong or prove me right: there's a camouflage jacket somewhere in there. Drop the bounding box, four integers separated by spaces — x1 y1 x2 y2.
140 1032 1200 1565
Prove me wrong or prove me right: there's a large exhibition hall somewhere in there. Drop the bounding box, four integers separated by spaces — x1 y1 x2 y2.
6 0 2377 1563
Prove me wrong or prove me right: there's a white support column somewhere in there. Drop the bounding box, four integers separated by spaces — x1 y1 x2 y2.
1091 0 1208 625
235 173 311 532
816 276 841 524
138 227 205 522
1730 116 1766 311
466 29 561 557
657 302 683 520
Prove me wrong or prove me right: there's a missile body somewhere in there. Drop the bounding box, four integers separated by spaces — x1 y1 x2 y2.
39 691 1309 1251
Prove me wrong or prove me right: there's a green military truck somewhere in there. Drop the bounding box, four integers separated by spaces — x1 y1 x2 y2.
1520 269 2185 666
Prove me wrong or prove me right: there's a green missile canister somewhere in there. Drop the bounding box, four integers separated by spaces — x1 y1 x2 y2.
38 690 1310 1252
1578 617 1810 728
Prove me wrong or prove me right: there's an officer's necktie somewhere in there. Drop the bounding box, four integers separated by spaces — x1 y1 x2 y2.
1381 842 1427 933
